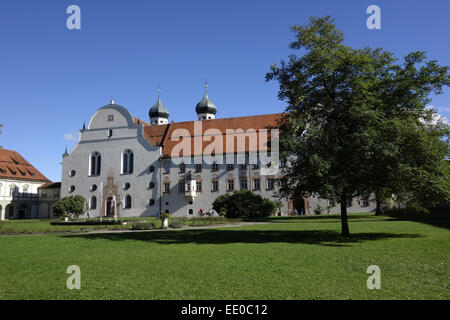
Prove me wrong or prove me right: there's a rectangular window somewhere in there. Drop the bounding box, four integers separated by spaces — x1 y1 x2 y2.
164 183 170 193
227 164 234 171
212 162 219 171
195 164 202 173
212 180 219 192
240 178 248 190
362 199 369 207
179 182 185 193
346 200 352 207
280 158 287 168
253 178 260 191
179 163 185 173
227 180 234 191
239 164 246 171
329 200 336 207
196 181 202 192
163 163 170 174
267 178 275 190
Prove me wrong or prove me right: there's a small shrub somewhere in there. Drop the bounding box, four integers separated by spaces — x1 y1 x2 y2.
169 221 184 229
314 204 323 215
131 222 155 230
212 190 278 219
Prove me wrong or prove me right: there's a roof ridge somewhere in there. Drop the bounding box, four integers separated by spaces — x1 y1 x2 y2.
170 112 285 125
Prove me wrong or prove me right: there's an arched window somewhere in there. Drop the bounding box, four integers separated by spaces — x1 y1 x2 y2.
90 196 97 210
124 195 132 209
122 150 134 174
90 152 101 176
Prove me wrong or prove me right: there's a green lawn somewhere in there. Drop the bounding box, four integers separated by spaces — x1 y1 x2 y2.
0 213 448 299
0 217 239 234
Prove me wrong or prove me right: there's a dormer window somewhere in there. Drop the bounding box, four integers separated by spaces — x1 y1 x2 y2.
108 115 114 122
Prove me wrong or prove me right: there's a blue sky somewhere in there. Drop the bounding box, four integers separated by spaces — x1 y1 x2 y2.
0 0 449 182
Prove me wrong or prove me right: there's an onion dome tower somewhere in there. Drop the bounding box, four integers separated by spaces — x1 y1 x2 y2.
149 87 169 125
195 79 217 120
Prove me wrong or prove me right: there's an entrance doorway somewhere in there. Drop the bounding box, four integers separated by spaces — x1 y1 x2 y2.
106 197 114 217
6 205 15 219
18 204 29 219
293 196 306 215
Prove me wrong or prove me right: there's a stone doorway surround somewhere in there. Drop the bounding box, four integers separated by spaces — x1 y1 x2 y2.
100 171 121 218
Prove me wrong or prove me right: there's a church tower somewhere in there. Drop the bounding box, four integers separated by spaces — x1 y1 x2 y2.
149 88 170 125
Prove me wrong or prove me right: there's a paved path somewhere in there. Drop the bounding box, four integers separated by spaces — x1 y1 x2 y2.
0 222 268 237
76 222 268 235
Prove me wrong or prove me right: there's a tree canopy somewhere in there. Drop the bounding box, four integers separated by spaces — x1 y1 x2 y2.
53 195 88 219
266 16 449 236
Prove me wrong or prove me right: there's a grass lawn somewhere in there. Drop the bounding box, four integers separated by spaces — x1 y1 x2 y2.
0 217 239 234
0 213 448 299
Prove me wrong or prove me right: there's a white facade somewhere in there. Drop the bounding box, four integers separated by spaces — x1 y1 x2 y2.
61 101 376 219
61 103 161 218
0 179 50 220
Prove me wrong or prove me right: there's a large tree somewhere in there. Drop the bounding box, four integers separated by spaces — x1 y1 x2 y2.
368 52 450 213
266 16 449 236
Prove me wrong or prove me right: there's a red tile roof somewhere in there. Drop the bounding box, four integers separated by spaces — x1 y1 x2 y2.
39 182 61 189
0 149 50 182
142 113 284 157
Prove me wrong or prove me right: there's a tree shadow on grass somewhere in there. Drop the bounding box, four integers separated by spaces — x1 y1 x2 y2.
250 213 450 230
63 229 421 247
381 209 450 230
245 214 383 224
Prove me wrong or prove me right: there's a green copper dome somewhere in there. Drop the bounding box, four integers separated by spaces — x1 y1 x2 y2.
149 96 169 119
196 92 217 115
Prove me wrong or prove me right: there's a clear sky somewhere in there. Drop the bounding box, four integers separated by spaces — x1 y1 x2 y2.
0 0 449 182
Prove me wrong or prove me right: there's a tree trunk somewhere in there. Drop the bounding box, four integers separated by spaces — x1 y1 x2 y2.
375 193 383 216
340 197 350 237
